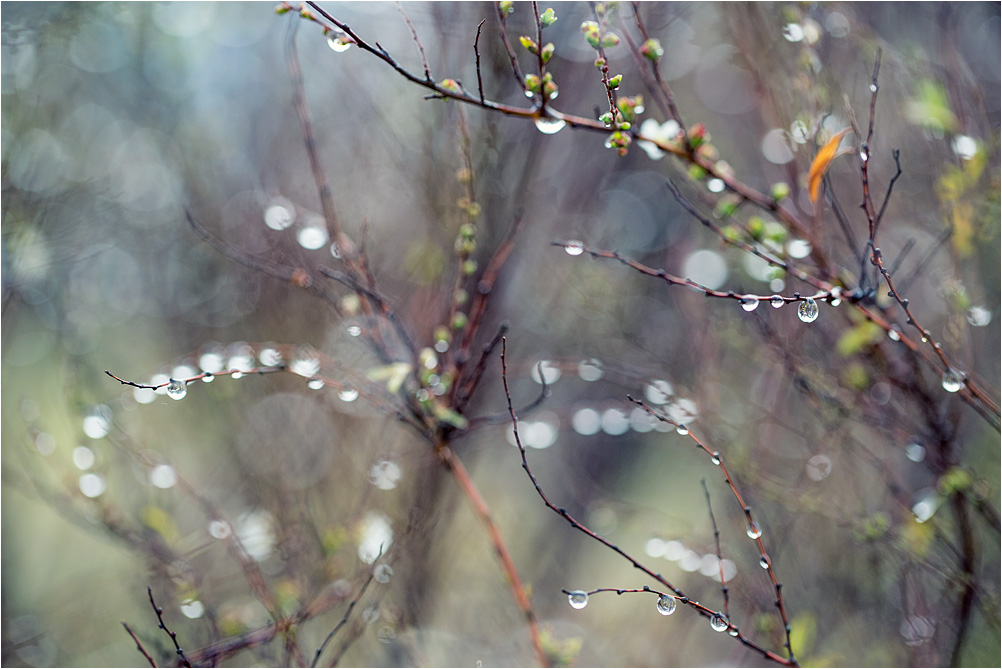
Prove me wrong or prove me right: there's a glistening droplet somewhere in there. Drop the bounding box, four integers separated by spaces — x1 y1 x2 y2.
564 240 584 256
710 612 729 632
740 298 759 312
941 368 963 393
568 590 589 610
339 386 359 402
770 295 784 309
166 379 187 400
656 594 676 616
746 521 762 539
327 33 352 52
798 297 819 323
534 117 566 135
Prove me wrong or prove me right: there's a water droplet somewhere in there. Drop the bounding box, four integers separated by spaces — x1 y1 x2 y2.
338 385 359 402
710 451 720 465
967 306 991 327
327 33 352 52
290 356 320 378
787 239 812 258
199 349 225 374
524 89 535 99
567 590 589 610
83 406 112 439
676 424 689 436
941 368 964 393
73 446 95 470
740 298 759 312
330 242 342 258
362 606 380 624
534 117 566 135
297 219 329 250
150 464 177 489
578 358 603 381
208 519 232 539
347 324 362 337
859 148 869 162
828 287 842 306
645 379 674 404
728 627 740 637
79 473 106 498
564 240 584 256
806 454 832 480
373 564 394 583
201 373 214 384
746 521 762 540
572 407 601 436
759 555 770 569
869 83 878 93
264 201 295 230
180 600 204 619
770 295 784 309
888 328 901 341
370 459 402 490
656 594 677 616
166 379 187 400
710 612 729 632
782 23 805 42
307 377 325 390
905 443 926 463
798 297 819 323
707 178 725 193
259 347 283 367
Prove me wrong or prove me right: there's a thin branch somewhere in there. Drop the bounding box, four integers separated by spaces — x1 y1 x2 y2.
873 148 902 238
395 1 431 82
495 2 526 88
121 622 157 668
502 339 795 667
148 587 193 668
474 18 487 105
701 478 730 619
437 441 549 666
312 564 378 667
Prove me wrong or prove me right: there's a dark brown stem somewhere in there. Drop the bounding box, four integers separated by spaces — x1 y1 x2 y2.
147 587 192 668
121 621 157 668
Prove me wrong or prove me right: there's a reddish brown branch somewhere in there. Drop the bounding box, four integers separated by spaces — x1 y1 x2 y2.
121 621 157 668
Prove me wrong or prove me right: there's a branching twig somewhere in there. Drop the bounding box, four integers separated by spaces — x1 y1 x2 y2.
312 563 378 667
148 587 193 668
701 478 730 619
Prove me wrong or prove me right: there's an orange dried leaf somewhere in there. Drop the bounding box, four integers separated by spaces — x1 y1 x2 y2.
808 129 850 204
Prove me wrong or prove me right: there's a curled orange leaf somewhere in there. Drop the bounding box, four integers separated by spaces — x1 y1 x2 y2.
808 129 850 204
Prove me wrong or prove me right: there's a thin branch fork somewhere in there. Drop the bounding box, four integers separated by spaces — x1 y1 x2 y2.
501 339 796 667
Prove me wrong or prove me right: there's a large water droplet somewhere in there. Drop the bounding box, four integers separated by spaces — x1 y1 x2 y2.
770 295 784 309
656 594 677 616
567 590 589 610
259 347 283 367
339 386 359 402
888 328 901 341
869 83 878 93
307 377 325 390
150 464 177 489
180 600 204 619
645 380 674 404
73 446 95 470
710 612 729 632
782 23 805 42
83 406 112 439
941 368 963 393
746 521 762 540
798 297 819 323
859 148 869 162
710 451 720 465
564 240 584 256
264 200 295 230
208 519 232 539
373 564 394 583
166 379 187 400
759 555 770 569
967 306 991 327
290 356 320 378
675 424 689 436
327 33 352 52
740 298 759 312
534 117 566 135
79 472 106 498
297 219 329 250
905 443 926 463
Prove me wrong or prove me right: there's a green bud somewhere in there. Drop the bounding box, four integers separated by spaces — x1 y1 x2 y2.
618 121 631 131
452 312 469 330
714 199 739 219
721 225 742 242
465 202 482 220
454 288 468 305
275 4 291 15
599 112 614 125
607 74 622 90
540 7 557 27
601 33 620 48
541 42 555 64
640 38 663 60
939 467 972 494
439 79 461 94
459 223 476 240
688 164 707 181
434 325 451 343
499 0 514 15
543 81 558 99
519 35 538 54
542 71 553 83
462 259 478 276
747 216 765 240
456 167 472 184
524 73 541 93
580 20 599 33
770 182 791 201
299 8 313 19
594 57 606 69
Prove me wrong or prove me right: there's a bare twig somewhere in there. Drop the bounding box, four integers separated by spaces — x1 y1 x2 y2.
474 18 487 105
701 478 730 619
121 621 157 668
312 563 378 667
147 587 193 668
395 1 431 82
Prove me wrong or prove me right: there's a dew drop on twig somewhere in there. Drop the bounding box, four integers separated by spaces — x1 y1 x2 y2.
798 297 819 323
941 368 964 393
770 295 784 309
327 33 352 52
710 612 729 632
746 521 762 539
338 385 359 402
166 379 187 400
656 594 677 616
740 298 759 312
534 117 566 135
564 240 584 256
567 590 589 610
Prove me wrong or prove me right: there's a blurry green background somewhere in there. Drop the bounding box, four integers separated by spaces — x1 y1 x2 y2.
2 2 999 667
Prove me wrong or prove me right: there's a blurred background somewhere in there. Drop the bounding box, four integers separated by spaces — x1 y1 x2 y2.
2 2 999 666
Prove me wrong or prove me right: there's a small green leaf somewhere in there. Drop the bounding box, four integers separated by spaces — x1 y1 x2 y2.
366 362 413 394
540 7 557 27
